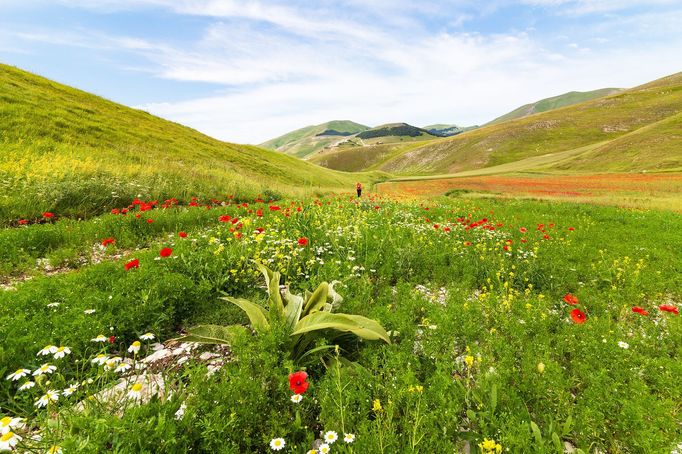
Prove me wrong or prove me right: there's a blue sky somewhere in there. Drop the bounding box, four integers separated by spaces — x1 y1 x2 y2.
1 0 681 143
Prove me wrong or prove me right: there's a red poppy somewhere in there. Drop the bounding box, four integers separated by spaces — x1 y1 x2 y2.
219 215 232 222
631 306 649 316
256 209 263 217
563 293 579 306
108 336 116 344
43 212 54 218
659 304 679 315
101 237 116 247
568 227 575 231
463 241 472 246
289 371 309 394
503 245 511 251
124 259 140 271
111 208 120 215
543 234 550 240
519 227 527 233
18 219 28 225
298 237 309 246
135 213 142 219
147 219 154 224
178 231 187 238
159 247 172 258
570 308 586 324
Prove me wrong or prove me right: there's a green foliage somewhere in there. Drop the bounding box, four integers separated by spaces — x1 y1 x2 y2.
176 262 390 364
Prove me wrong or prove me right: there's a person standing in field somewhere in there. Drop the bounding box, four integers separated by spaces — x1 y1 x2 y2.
356 182 362 198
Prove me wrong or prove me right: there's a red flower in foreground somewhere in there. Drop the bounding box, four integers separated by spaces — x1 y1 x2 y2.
101 237 116 247
159 247 172 258
43 212 54 219
108 336 116 344
659 304 679 315
178 231 187 238
147 219 154 224
563 293 579 306
289 371 309 394
519 227 527 233
570 308 587 324
124 259 139 271
18 219 28 225
218 214 232 223
297 237 309 247
632 306 649 316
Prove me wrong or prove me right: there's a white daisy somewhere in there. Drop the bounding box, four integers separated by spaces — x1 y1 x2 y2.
324 431 338 444
91 334 107 343
105 356 123 370
46 303 60 308
63 383 79 396
269 438 286 451
37 345 57 356
290 394 303 403
343 433 355 443
0 416 25 435
319 443 331 454
53 346 71 359
0 431 22 451
306 450 318 454
140 333 155 341
91 354 109 365
18 381 35 391
6 368 30 381
618 341 629 349
32 364 57 376
35 390 59 408
127 383 143 400
115 362 132 373
128 341 141 354
84 309 96 314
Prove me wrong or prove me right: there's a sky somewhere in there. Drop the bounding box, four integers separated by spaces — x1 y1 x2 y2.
1 0 681 144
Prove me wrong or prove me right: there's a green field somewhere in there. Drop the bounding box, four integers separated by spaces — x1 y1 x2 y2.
2 64 681 453
0 65 382 225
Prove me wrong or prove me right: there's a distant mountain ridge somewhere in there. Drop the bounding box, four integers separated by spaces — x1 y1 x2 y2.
259 120 369 158
488 88 622 125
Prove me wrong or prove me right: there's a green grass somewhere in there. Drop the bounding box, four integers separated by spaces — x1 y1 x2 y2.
0 65 382 224
488 88 622 125
1 195 680 452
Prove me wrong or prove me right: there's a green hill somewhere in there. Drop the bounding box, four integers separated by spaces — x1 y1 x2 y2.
488 88 622 125
423 124 477 137
259 120 369 158
0 65 379 224
375 72 682 175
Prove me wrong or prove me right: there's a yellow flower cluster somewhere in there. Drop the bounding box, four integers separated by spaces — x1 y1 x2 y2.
478 438 502 453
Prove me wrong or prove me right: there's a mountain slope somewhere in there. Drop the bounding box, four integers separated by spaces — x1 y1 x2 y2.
488 88 622 125
376 72 682 175
423 124 478 137
259 120 369 158
0 65 378 223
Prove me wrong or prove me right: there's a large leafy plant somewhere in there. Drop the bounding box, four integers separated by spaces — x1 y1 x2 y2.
177 262 390 364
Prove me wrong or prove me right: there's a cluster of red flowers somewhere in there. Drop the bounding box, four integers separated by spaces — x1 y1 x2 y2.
563 293 586 324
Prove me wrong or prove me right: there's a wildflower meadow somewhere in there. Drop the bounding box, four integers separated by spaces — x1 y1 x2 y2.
0 192 680 453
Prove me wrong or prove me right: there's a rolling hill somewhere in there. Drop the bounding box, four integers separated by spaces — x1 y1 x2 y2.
488 88 623 125
352 72 682 175
0 65 381 224
259 120 369 158
423 124 478 137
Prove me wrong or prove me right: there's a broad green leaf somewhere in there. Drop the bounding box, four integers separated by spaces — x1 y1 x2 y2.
253 261 284 316
303 282 329 315
562 415 573 436
222 296 270 332
173 324 247 345
292 312 390 343
284 287 304 331
551 433 562 452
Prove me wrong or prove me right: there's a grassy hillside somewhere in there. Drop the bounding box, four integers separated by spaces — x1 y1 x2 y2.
377 72 682 175
0 65 379 224
488 88 622 125
259 120 369 158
